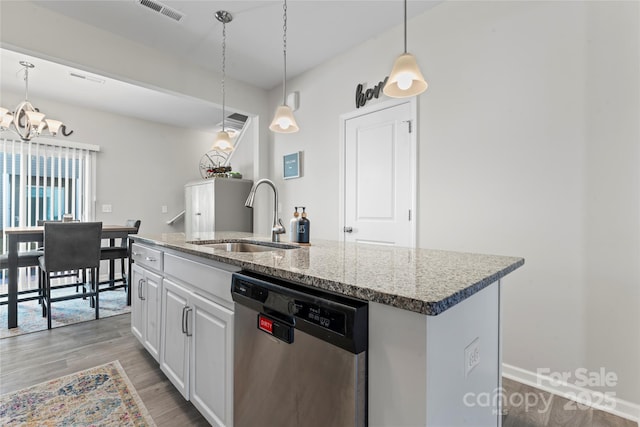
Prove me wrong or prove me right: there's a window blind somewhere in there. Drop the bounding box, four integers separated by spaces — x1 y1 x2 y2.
1 137 99 253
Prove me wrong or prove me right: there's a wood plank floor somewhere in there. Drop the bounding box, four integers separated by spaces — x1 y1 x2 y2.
1 314 637 427
502 377 637 427
0 314 208 426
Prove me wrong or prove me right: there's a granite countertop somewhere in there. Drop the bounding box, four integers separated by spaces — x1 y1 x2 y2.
131 232 524 316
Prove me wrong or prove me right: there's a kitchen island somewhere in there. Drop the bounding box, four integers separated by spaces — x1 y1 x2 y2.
130 232 524 427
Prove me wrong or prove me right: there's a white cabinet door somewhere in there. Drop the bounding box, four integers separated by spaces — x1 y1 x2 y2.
130 264 145 343
131 264 162 362
190 292 234 427
143 269 162 362
160 278 190 399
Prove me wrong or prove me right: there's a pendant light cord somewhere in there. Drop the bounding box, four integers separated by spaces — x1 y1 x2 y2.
403 0 408 54
23 65 30 101
282 0 288 105
221 20 227 132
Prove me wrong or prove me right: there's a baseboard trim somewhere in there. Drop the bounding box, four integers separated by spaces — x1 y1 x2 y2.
503 363 639 423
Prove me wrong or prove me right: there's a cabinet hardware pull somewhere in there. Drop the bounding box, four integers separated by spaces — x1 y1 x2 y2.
182 306 189 334
138 279 146 300
185 307 193 337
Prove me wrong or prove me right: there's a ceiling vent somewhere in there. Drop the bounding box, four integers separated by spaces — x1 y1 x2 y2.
137 0 184 22
69 72 105 84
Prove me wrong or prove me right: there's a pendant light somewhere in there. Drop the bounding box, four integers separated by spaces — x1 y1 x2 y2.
270 0 299 133
383 0 428 98
212 10 234 153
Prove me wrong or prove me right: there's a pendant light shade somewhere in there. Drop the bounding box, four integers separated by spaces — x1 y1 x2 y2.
384 53 428 98
269 105 299 133
213 130 234 152
271 0 299 134
383 0 428 98
212 10 235 153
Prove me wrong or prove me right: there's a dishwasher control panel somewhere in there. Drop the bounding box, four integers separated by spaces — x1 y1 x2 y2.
295 302 346 335
231 271 368 354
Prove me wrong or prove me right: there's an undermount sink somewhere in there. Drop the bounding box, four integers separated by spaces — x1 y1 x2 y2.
208 242 281 253
190 240 299 253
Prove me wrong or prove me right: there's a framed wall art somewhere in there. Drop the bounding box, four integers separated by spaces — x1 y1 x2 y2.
283 151 302 179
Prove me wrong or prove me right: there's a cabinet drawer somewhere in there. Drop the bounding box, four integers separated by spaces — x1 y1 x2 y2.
164 253 235 304
131 243 164 272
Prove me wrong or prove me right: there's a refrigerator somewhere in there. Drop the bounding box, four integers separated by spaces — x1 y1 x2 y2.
185 178 253 241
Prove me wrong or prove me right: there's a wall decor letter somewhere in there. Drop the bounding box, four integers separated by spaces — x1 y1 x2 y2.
355 76 389 108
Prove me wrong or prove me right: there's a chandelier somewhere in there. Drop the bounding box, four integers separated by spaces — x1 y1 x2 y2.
1 61 65 141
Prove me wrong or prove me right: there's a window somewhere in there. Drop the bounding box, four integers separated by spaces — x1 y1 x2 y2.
1 137 99 252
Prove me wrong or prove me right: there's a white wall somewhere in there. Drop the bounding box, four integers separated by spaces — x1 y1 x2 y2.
584 0 640 407
0 0 273 236
1 88 243 235
269 1 640 406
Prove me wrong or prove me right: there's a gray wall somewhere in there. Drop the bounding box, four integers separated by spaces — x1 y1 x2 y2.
267 0 640 407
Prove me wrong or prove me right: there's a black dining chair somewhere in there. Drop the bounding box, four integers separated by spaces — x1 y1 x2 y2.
39 222 102 329
0 250 43 305
38 219 86 290
100 219 141 291
0 251 42 270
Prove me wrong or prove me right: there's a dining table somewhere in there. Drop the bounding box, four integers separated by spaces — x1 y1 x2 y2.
4 224 138 329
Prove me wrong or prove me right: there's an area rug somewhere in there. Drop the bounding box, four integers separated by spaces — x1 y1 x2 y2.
0 287 131 339
0 360 156 426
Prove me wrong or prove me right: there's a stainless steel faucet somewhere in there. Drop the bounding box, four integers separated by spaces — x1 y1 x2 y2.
245 178 286 242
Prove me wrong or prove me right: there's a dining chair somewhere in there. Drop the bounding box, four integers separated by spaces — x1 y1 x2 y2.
39 222 102 329
38 219 88 290
100 219 141 291
0 250 43 305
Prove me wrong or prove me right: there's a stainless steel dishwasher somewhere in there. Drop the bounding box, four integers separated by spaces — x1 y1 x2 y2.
231 271 368 427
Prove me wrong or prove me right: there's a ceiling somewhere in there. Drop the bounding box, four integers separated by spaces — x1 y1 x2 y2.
1 0 439 131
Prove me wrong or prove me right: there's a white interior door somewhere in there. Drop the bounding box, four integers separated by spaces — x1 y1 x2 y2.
343 100 415 247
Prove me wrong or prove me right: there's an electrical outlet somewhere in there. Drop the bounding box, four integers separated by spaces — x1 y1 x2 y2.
465 337 480 377
161 205 168 214
101 204 112 213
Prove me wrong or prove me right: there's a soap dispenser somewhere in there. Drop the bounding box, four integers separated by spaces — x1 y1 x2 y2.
297 207 310 244
289 207 300 243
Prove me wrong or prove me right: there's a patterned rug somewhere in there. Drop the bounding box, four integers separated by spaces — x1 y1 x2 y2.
0 360 155 426
0 286 131 339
